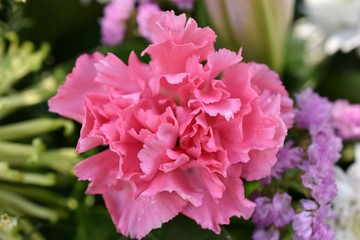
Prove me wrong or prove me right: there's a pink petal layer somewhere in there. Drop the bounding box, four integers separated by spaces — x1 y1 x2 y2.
104 185 186 239
48 53 106 123
182 177 255 233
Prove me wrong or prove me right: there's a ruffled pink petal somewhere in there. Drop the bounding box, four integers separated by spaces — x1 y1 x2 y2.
138 122 178 179
103 184 187 239
205 48 242 79
241 148 279 180
160 149 190 172
139 170 203 207
75 149 120 194
142 11 216 73
48 52 106 123
77 94 110 153
189 98 241 121
248 62 294 128
95 53 141 93
182 177 255 233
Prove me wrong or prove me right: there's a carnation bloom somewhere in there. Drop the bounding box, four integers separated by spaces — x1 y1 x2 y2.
49 11 292 239
100 0 135 45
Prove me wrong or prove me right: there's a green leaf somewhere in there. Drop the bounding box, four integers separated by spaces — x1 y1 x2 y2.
75 206 118 240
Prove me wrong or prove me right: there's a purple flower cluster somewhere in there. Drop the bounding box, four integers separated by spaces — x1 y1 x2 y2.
252 88 345 240
295 89 342 205
292 89 341 240
252 193 295 240
295 88 333 130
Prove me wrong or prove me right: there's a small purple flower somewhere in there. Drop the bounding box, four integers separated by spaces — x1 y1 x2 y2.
252 196 274 227
301 167 337 204
272 141 303 178
272 193 295 227
292 200 335 240
300 125 341 204
252 193 295 228
171 0 193 9
308 125 342 165
295 88 333 129
253 227 280 240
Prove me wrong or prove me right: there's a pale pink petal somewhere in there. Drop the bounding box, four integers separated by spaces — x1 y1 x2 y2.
48 52 106 123
189 98 241 121
95 53 141 93
75 149 120 194
142 11 216 73
138 122 178 179
160 149 190 172
205 48 242 79
182 177 255 233
139 170 203 207
248 62 294 128
241 148 279 180
103 185 187 239
77 94 110 153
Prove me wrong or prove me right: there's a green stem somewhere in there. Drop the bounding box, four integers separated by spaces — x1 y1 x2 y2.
0 163 56 186
19 219 45 240
0 75 57 119
0 141 34 157
0 184 78 210
0 118 74 141
0 188 59 222
0 148 79 174
0 139 45 162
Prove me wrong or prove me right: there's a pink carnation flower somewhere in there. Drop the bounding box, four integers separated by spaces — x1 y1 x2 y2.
49 11 293 239
100 0 135 45
332 100 360 139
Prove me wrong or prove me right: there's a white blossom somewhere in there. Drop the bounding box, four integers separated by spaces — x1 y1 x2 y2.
332 143 360 240
294 0 360 65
